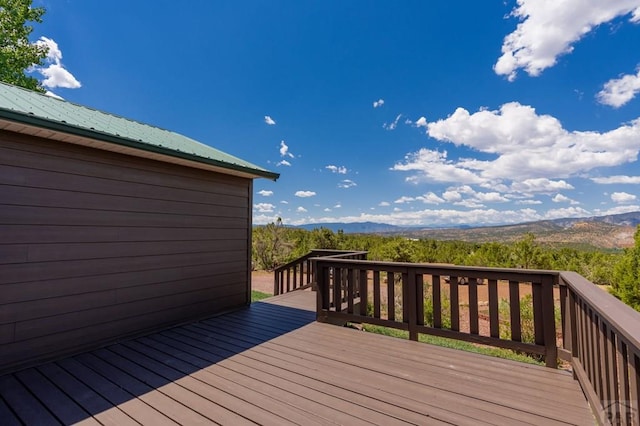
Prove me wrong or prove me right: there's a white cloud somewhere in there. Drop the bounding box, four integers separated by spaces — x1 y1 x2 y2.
297 206 307 213
373 98 385 108
543 207 591 220
597 67 640 107
280 200 289 204
594 204 640 216
552 193 579 205
279 140 294 158
474 191 509 203
257 190 273 196
511 178 574 194
442 189 463 202
324 208 332 212
611 191 637 203
392 148 485 185
495 1 640 80
33 37 81 89
592 175 640 184
279 207 545 227
383 114 402 131
253 203 275 213
414 116 428 128
253 213 282 225
276 160 291 167
416 192 445 204
334 203 342 208
394 196 415 204
338 179 357 189
295 190 316 197
516 199 543 205
264 116 276 125
396 103 640 188
455 199 485 209
325 165 348 174
379 201 391 207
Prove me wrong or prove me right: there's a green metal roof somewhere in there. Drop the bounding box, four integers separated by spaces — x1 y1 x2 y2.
0 82 279 180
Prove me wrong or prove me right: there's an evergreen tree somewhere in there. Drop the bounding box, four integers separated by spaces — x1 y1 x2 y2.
612 226 640 310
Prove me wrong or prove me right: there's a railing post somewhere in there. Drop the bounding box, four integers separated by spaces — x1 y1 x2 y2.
316 260 326 322
542 275 558 368
406 270 418 341
273 270 280 296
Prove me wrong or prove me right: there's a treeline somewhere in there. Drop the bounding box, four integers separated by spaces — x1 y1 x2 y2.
252 221 640 310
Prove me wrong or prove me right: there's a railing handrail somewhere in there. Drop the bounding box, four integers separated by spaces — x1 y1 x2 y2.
274 249 365 273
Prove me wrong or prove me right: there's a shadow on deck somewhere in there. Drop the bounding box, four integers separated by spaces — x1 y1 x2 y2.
0 290 592 425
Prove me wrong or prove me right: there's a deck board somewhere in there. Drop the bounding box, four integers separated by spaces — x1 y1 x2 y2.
0 289 593 425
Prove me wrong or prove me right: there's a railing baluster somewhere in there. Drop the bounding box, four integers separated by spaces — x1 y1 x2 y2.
450 275 459 332
433 275 442 329
387 271 395 321
416 274 424 328
488 278 499 338
541 275 557 368
359 269 368 317
532 282 544 346
629 351 639 425
347 268 355 314
406 272 418 341
509 280 521 342
469 277 478 335
617 339 631 424
373 270 381 318
333 267 342 310
599 319 611 404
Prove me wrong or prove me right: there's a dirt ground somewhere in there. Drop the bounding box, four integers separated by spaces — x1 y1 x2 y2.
251 271 275 294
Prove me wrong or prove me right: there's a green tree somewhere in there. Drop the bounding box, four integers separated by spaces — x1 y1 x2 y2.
252 218 293 270
511 232 545 269
612 226 640 310
0 0 48 91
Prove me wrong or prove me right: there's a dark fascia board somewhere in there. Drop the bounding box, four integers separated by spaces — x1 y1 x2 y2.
0 108 280 181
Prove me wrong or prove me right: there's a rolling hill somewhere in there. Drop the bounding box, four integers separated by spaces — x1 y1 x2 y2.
297 212 640 249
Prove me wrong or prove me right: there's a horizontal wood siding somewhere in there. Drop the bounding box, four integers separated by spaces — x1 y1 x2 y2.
0 131 252 373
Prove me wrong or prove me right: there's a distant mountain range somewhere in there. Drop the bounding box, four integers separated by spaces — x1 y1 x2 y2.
295 211 640 249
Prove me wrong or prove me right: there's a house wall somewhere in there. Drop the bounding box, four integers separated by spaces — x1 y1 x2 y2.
0 131 253 374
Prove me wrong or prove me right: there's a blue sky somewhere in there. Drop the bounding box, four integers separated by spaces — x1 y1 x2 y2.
30 0 640 226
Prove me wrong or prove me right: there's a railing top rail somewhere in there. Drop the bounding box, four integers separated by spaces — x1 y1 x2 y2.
312 257 560 281
560 270 640 350
274 249 367 272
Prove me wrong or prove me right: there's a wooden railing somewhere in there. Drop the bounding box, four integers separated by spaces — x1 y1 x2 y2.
560 271 640 425
273 250 368 295
312 257 640 425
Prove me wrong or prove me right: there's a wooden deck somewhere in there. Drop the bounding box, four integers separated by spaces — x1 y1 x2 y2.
0 290 593 425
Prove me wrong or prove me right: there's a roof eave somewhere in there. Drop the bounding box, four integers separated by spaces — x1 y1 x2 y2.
0 108 280 181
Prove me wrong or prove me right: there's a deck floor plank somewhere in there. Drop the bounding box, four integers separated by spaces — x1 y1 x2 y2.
194 319 561 426
0 290 593 425
14 368 100 426
121 339 329 426
0 373 61 425
56 357 178 425
194 320 543 425
0 392 22 426
37 362 139 426
210 308 584 422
